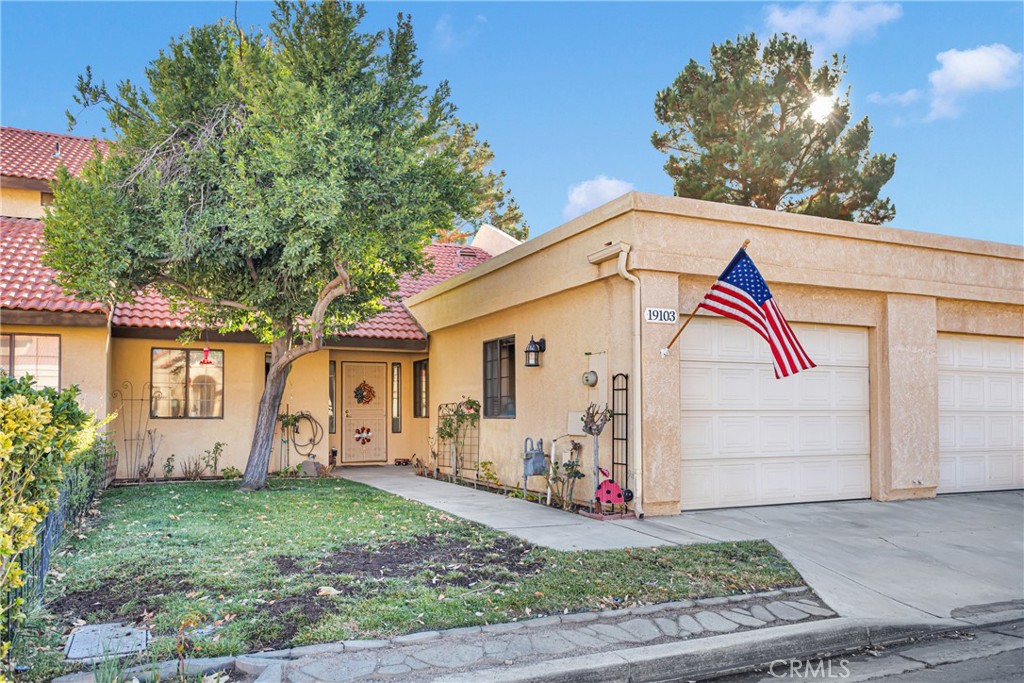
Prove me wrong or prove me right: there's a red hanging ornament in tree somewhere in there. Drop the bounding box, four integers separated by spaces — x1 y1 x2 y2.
200 330 213 365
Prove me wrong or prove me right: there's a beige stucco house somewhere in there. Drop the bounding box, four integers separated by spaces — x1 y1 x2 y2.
0 126 473 480
3 126 1022 515
408 196 1024 516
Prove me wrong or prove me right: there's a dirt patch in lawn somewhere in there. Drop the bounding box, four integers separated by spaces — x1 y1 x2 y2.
48 573 193 622
315 533 544 587
256 595 331 649
271 555 304 576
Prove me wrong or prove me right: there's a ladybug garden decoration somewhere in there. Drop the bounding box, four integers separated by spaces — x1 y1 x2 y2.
594 467 625 513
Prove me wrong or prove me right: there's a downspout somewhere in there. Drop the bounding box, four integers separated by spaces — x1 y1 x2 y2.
615 245 645 519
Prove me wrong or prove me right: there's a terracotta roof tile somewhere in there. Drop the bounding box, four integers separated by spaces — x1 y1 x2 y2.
1 126 107 181
111 243 492 340
1 218 490 340
0 217 107 315
344 243 491 341
1 126 491 340
110 292 188 329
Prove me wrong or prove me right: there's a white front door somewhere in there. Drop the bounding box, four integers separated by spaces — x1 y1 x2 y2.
679 317 870 510
341 362 388 463
937 334 1024 493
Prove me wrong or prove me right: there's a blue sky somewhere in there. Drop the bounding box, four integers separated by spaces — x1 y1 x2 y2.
3 2 1022 244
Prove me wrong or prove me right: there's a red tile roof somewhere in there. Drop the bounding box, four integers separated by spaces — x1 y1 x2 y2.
0 216 107 315
1 126 490 342
344 243 492 340
1 216 489 341
1 127 107 181
111 243 491 340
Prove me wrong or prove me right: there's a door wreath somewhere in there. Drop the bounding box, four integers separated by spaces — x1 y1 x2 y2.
354 426 373 445
353 380 376 405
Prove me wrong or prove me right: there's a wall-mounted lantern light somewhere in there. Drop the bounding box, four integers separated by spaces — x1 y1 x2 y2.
524 336 546 367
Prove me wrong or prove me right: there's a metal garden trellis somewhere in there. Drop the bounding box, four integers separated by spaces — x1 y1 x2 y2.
434 399 480 483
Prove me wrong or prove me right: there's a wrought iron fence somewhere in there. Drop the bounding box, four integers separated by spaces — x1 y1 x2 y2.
2 456 113 654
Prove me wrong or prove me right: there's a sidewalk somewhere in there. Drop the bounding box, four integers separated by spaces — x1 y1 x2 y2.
266 586 838 683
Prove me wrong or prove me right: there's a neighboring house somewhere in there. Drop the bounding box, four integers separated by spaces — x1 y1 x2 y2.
2 126 1022 514
1 126 490 480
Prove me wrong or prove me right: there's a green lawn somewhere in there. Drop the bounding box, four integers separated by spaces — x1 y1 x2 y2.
16 478 801 679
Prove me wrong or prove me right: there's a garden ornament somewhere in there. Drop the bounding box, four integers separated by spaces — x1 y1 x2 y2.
595 467 625 511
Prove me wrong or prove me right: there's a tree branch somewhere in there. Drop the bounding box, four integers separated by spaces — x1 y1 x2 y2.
155 275 256 311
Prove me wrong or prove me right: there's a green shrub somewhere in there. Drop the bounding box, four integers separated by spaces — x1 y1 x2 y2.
0 375 93 660
221 466 243 479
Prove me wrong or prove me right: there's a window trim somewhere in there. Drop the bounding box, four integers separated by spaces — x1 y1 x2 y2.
149 347 225 420
328 360 337 434
483 335 516 419
0 332 61 389
413 359 429 418
391 362 402 433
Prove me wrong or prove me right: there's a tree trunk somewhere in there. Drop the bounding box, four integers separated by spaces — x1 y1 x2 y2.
239 338 293 491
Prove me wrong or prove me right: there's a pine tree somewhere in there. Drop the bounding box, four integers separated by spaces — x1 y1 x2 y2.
652 33 896 224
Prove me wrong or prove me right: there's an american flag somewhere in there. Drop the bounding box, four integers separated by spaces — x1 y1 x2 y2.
699 248 815 379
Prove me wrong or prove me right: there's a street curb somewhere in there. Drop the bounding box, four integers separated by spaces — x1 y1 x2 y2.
950 605 1024 631
430 617 964 683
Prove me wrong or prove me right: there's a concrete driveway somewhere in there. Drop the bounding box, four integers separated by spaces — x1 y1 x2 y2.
340 468 1022 623
612 491 1024 621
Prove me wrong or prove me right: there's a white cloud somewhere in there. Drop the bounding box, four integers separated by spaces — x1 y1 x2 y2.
563 176 634 220
927 44 1023 120
764 2 901 53
432 14 487 54
867 89 921 106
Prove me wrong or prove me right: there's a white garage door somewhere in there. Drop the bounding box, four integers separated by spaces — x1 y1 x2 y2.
680 316 870 510
937 334 1024 493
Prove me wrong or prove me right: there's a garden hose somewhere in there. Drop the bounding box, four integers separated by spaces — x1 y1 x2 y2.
289 411 324 457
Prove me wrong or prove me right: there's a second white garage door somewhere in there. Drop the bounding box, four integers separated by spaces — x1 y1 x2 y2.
680 316 870 510
937 334 1024 493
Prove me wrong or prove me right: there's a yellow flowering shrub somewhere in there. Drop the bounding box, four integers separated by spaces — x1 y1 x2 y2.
0 376 91 663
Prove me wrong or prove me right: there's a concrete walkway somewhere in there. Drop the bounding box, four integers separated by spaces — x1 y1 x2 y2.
341 468 1024 622
340 467 666 551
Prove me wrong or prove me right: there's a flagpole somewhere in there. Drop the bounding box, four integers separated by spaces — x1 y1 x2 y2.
660 239 750 357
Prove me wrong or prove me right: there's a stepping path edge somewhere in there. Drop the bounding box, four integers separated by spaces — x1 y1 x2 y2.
53 586 833 683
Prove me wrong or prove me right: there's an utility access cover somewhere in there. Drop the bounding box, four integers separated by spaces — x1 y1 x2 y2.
64 622 148 662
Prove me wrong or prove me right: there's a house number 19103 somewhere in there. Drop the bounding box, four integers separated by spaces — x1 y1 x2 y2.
644 307 678 324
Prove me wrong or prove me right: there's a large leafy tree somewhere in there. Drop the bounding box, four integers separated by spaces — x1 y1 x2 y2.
45 1 521 490
652 33 896 224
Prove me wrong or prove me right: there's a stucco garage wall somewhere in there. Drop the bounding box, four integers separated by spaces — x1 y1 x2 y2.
425 278 633 498
629 194 1022 509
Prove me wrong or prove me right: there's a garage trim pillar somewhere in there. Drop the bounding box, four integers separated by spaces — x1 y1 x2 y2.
873 293 940 501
